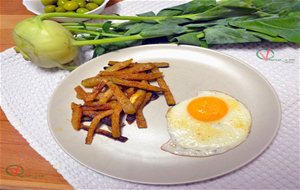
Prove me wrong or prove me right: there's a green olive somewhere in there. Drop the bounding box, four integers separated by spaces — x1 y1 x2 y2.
74 0 86 8
85 3 99 11
55 6 66 12
63 1 79 11
41 0 57 6
44 5 56 13
91 0 104 6
76 7 89 13
57 0 69 6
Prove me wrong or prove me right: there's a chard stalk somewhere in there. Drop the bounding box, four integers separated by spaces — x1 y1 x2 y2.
71 34 146 46
61 22 119 28
67 28 100 35
64 27 124 37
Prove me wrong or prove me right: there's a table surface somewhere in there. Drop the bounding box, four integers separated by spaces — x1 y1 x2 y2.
0 0 122 189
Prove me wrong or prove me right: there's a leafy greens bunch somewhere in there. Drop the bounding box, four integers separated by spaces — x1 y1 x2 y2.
13 0 300 69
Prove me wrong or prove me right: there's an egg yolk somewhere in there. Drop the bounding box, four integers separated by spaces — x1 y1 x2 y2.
187 96 228 122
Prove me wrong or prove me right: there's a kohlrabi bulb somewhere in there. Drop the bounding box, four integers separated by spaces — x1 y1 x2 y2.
13 17 78 68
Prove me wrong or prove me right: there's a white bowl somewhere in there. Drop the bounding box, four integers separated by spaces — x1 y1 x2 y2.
22 0 110 22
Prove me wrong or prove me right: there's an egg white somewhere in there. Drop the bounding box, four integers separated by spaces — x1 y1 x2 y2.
162 91 251 157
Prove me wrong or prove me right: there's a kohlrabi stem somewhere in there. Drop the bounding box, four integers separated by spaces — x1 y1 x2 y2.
61 22 120 28
39 13 166 22
71 34 145 46
67 28 123 37
68 28 100 35
64 25 124 37
63 25 106 32
61 22 103 27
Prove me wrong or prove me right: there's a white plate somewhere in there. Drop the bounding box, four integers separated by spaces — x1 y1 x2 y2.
48 44 281 184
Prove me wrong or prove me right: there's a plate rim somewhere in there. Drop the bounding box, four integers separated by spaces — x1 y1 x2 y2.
47 44 281 185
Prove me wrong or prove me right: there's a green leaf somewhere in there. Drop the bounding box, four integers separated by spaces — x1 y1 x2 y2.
137 11 156 17
230 16 300 43
101 41 140 51
102 21 112 33
186 5 257 21
252 0 300 14
116 21 139 31
288 11 300 17
199 40 209 48
204 26 261 44
140 21 186 37
249 31 288 42
92 46 105 58
124 23 154 36
186 15 255 28
93 40 143 58
170 32 204 46
157 0 216 16
219 0 255 9
161 18 191 25
115 12 158 31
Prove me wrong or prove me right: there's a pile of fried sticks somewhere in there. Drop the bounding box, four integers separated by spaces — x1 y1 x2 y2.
71 59 175 144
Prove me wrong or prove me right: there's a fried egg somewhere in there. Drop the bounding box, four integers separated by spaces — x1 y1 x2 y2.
161 91 251 157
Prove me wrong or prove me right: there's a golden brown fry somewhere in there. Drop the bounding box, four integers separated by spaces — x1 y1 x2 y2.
120 63 155 73
81 76 102 88
108 77 164 92
152 62 169 68
139 62 169 68
108 60 121 66
108 60 133 66
99 63 155 76
152 68 176 106
81 124 128 142
85 109 114 144
105 59 133 71
107 100 119 107
84 101 104 106
75 86 87 100
81 103 112 111
125 88 146 124
106 80 136 114
136 92 152 128
95 92 104 100
111 103 123 138
125 87 136 98
75 80 106 102
82 116 113 126
108 61 169 68
82 110 99 118
71 102 82 131
98 89 114 104
107 72 163 81
130 89 147 110
84 80 106 102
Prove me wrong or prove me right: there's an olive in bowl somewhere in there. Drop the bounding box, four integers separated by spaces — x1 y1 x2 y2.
23 0 109 22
